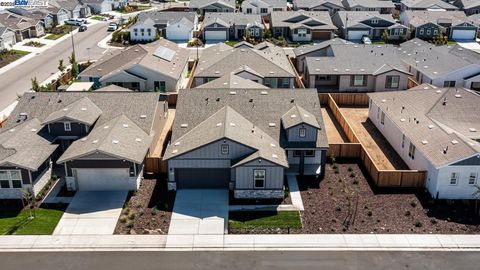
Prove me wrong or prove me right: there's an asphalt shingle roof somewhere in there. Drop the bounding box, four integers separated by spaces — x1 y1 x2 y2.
404 10 471 28
368 87 480 167
344 0 395 8
402 0 459 9
196 73 269 89
294 0 345 9
203 12 263 28
270 10 337 31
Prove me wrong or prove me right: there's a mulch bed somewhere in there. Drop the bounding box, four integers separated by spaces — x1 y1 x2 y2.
114 178 175 235
231 163 480 234
0 52 26 69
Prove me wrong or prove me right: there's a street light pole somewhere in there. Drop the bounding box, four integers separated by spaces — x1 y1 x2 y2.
70 26 76 56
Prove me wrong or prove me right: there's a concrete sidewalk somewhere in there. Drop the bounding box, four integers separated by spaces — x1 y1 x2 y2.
1 234 480 251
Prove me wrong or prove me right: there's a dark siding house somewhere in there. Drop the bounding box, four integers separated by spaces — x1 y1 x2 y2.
164 89 329 199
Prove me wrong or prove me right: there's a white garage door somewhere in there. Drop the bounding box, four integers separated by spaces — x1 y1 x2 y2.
348 30 370 41
205 30 227 41
452 30 476 40
76 168 131 191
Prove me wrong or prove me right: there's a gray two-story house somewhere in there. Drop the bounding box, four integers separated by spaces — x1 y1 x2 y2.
164 89 328 199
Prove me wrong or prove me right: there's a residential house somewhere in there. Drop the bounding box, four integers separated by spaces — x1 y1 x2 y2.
241 0 287 15
400 39 480 90
0 91 168 196
8 7 55 29
195 72 270 88
270 10 337 42
163 89 328 198
295 41 412 92
331 11 407 41
292 0 346 16
0 24 16 49
192 42 297 88
0 12 45 41
400 0 459 11
342 0 395 14
79 39 189 92
400 11 478 40
470 13 480 37
368 86 480 199
453 0 480 15
51 0 91 18
202 12 264 42
131 11 198 42
130 18 157 42
82 0 112 14
188 0 236 14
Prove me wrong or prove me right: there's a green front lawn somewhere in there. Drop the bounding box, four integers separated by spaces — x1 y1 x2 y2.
229 211 302 229
90 16 105 21
0 207 65 235
45 33 66 40
225 41 240 46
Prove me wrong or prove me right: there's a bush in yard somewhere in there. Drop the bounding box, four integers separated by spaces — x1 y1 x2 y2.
128 211 136 220
330 154 336 164
415 220 423 227
151 206 158 216
332 164 338 169
349 172 356 178
405 210 411 216
352 178 359 185
367 210 373 217
410 200 417 208
334 168 339 174
347 167 353 172
119 215 128 223
122 208 130 215
430 217 437 224
335 205 341 212
126 220 134 228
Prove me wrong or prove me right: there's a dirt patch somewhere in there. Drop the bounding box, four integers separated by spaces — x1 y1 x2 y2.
321 107 348 144
340 107 408 170
229 163 480 234
0 50 29 68
114 178 175 235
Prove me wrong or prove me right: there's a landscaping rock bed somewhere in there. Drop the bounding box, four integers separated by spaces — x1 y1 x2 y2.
114 178 175 235
230 163 480 234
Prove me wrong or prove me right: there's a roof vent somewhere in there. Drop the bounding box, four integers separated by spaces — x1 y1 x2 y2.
451 140 459 145
400 118 406 122
455 94 462 98
272 154 278 159
140 114 147 119
270 143 276 148
92 139 98 144
104 125 109 129
9 129 15 132
80 138 87 141
30 128 37 132
123 124 129 128
261 91 268 95
174 142 180 146
181 123 188 128
381 99 386 103
172 149 178 154
229 91 236 95
268 123 276 127
435 90 442 94
63 108 69 111
112 140 119 144
303 114 310 118
290 114 297 118
421 140 428 145
230 123 236 127
469 128 477 132
216 122 222 127
81 107 87 111
428 125 434 129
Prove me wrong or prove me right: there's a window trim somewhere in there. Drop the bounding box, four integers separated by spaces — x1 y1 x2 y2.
293 150 315 157
380 111 385 125
221 144 229 155
64 122 71 131
443 81 456 87
408 142 415 160
385 75 400 89
351 75 367 87
299 127 306 138
469 172 477 185
0 170 22 189
253 169 266 189
450 172 458 185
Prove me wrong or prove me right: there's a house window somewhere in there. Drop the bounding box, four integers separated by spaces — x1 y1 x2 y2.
371 19 378 24
385 75 400 88
131 82 140 89
443 81 456 87
246 8 252 14
297 28 307 37
426 29 431 35
316 75 331 81
0 170 22 189
380 111 385 125
433 29 438 35
299 128 306 138
469 173 477 185
351 75 366 87
64 122 71 131
402 134 405 148
249 27 259 37
394 28 399 35
408 142 415 159
471 82 480 91
293 150 315 157
450 172 458 185
221 144 229 155
260 8 268 14
419 29 424 35
154 81 166 92
282 78 290 88
254 169 266 189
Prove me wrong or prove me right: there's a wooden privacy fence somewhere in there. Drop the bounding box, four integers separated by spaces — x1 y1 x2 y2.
320 93 426 188
407 77 420 89
144 157 167 175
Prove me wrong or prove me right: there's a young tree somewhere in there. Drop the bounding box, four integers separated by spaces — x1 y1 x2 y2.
31 77 40 91
21 189 35 220
69 51 79 77
382 30 389 43
263 28 272 40
58 59 66 74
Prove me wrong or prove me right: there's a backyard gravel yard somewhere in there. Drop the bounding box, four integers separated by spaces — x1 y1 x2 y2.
114 179 175 235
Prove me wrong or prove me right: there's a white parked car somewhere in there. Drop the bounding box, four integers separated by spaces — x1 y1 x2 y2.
107 23 118 32
362 36 372 45
65 19 84 26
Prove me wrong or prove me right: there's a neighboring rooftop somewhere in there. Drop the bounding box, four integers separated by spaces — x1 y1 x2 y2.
402 0 459 9
403 10 472 27
343 0 395 8
136 11 196 26
203 12 264 28
294 38 351 56
294 0 345 9
334 11 397 26
196 73 269 89
188 0 236 9
244 0 287 8
368 87 480 167
270 10 337 31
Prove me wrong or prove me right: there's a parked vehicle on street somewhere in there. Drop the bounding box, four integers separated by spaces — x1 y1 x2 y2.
65 19 84 26
362 36 372 44
79 25 88 32
107 23 118 32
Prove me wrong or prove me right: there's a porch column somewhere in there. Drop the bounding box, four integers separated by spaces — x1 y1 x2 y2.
299 151 305 176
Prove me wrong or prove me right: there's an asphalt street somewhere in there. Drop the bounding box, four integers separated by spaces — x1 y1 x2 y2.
0 22 111 111
0 251 478 270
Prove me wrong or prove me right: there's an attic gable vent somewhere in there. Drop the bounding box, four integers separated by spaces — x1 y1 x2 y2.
181 123 188 128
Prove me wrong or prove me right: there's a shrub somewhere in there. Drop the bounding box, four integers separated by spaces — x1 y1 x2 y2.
352 179 359 185
128 211 136 220
187 38 203 47
349 172 356 178
330 154 336 164
430 218 437 224
335 205 341 212
404 210 411 217
367 210 373 217
414 220 423 227
334 168 339 174
151 206 158 216
122 208 130 215
332 164 338 170
347 167 353 172
126 220 134 228
119 215 127 223
410 200 417 208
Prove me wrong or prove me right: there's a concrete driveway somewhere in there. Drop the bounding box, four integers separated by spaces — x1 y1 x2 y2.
167 189 229 235
53 191 127 235
457 40 480 53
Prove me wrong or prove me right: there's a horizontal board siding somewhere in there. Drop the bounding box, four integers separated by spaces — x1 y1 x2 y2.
176 139 254 159
287 125 317 142
235 166 283 189
169 159 231 168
